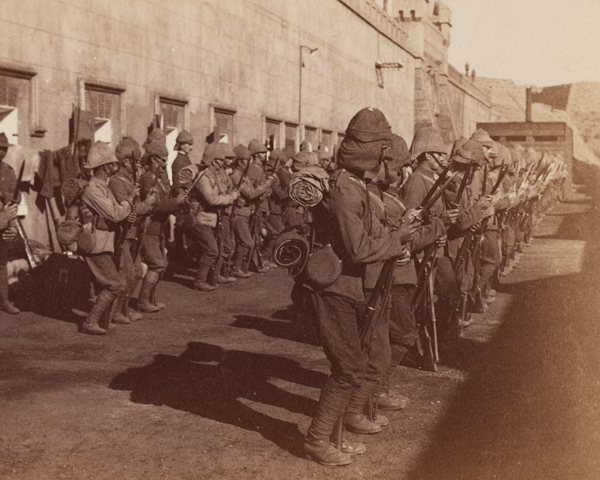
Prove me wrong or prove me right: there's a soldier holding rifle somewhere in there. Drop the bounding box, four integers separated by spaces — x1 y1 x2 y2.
109 137 157 323
402 127 459 343
229 145 273 278
138 138 187 312
0 133 21 314
365 133 447 408
302 108 415 467
185 143 239 292
79 142 135 334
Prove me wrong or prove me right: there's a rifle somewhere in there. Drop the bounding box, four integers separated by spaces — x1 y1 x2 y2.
113 158 139 267
207 210 224 286
10 162 37 269
410 171 460 371
244 207 265 272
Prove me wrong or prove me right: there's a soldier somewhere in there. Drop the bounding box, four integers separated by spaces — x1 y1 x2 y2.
171 130 194 190
0 133 20 314
263 149 287 264
444 139 491 325
109 137 157 323
402 127 459 331
470 132 509 304
170 130 195 269
138 138 187 312
229 145 273 277
79 142 134 335
365 133 444 410
186 143 239 291
303 108 416 466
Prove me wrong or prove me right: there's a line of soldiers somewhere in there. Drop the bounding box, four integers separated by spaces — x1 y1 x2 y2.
63 129 327 334
290 108 568 466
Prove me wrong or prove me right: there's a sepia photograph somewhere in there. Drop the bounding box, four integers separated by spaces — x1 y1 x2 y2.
1 0 599 478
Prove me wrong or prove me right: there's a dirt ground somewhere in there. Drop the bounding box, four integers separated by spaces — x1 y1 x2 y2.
1 183 600 480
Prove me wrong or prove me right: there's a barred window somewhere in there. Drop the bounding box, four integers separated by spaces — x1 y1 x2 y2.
0 75 21 107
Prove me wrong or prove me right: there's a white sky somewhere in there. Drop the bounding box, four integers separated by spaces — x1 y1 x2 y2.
445 0 600 86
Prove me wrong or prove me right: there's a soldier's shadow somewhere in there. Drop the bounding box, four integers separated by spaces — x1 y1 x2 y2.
109 341 326 456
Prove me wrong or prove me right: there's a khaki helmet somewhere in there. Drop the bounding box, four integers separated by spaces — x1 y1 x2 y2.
84 142 118 170
248 138 267 155
410 127 446 159
470 128 494 147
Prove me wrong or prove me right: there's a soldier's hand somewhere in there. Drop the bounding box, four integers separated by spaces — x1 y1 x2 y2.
476 195 493 211
231 190 241 200
133 186 141 198
2 226 17 242
435 234 448 248
4 202 18 220
175 192 188 205
470 221 481 232
396 219 420 242
396 246 412 266
146 192 158 206
401 208 422 225
126 210 137 223
440 208 459 225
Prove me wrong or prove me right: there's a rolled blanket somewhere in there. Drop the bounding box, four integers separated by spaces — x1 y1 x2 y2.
288 166 329 208
61 178 88 205
273 228 310 277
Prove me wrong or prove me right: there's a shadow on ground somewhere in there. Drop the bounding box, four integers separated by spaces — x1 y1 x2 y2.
401 190 600 479
109 341 327 456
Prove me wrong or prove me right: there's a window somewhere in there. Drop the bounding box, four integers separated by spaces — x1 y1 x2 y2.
265 118 281 150
304 126 318 150
85 83 124 145
285 122 298 152
337 132 345 146
213 108 235 144
159 97 186 134
0 69 36 144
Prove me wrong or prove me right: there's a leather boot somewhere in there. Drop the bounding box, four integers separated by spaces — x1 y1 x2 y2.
125 281 143 321
343 413 381 434
137 271 160 313
338 440 366 455
374 391 409 411
231 248 252 278
193 263 216 291
303 436 352 466
305 380 353 465
81 290 115 335
0 264 19 314
111 293 130 324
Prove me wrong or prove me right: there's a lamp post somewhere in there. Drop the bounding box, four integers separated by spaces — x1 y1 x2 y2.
299 45 318 127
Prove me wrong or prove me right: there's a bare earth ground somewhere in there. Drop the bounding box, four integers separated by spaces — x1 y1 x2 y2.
1 182 600 480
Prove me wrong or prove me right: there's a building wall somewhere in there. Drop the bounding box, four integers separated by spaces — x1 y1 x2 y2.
0 0 495 247
0 0 417 155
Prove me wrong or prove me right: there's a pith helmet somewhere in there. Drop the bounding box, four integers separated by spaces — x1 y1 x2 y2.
115 137 142 163
201 143 220 165
248 138 267 155
470 128 493 147
410 127 446 159
345 107 391 142
144 140 169 160
452 138 484 165
234 144 250 161
217 143 236 160
84 142 118 169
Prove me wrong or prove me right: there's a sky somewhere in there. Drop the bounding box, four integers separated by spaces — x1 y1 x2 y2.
445 0 600 87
